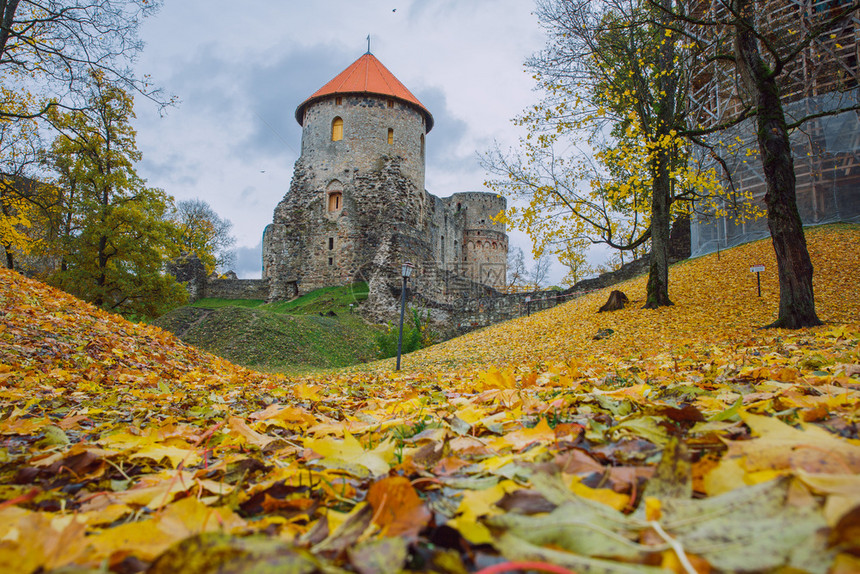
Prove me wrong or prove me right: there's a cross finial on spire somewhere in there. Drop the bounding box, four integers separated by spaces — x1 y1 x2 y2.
366 34 371 54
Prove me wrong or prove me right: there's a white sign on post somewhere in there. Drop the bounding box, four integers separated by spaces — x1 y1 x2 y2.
750 264 765 273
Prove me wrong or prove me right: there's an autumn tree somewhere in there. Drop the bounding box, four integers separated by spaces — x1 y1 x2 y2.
485 0 739 309
166 198 237 274
662 0 859 328
558 237 594 286
45 72 184 317
0 111 42 267
0 0 167 121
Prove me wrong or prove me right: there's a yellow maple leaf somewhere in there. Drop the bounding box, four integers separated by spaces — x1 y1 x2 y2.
305 432 395 477
129 445 201 469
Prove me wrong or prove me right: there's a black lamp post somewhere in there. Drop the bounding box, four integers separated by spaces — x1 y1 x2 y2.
395 261 414 371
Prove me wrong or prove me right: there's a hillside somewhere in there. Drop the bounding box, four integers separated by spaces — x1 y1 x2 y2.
0 223 858 573
154 283 379 372
377 223 860 372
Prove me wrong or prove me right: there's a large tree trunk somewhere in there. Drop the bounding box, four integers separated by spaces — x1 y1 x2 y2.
644 0 676 309
0 0 22 61
646 163 673 308
734 0 821 328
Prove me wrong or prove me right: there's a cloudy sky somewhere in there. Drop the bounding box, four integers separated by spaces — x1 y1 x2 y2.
131 1 557 280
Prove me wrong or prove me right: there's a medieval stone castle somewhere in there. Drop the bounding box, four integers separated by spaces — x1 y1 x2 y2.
261 51 508 308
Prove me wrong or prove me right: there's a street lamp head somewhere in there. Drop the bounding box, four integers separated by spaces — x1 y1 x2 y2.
401 261 415 279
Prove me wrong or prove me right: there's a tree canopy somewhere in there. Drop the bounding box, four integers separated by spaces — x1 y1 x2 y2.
167 198 237 275
44 72 184 317
0 0 167 121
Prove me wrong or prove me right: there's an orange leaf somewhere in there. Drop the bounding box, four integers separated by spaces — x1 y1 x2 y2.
366 476 430 538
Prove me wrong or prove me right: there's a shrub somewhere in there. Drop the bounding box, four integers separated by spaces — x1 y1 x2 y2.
376 308 439 359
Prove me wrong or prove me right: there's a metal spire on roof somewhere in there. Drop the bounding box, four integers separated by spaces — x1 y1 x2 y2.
366 35 371 54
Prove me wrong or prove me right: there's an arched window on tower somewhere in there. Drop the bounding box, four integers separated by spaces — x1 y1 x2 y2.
387 128 394 145
326 181 344 215
331 117 343 141
328 192 342 212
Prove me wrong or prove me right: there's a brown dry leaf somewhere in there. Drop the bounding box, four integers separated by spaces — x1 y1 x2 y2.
366 476 431 538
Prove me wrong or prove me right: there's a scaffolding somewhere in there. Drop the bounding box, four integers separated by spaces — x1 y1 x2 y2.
688 0 860 257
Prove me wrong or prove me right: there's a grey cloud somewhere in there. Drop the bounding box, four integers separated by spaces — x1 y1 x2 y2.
138 150 202 188
156 47 245 117
417 86 483 194
232 241 263 279
240 46 355 161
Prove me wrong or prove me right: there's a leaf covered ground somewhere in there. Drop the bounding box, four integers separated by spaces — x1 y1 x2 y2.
1 224 859 574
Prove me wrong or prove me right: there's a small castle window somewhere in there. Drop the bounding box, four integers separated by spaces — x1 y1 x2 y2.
387 99 394 108
328 257 333 266
328 237 334 250
456 203 461 211
331 117 343 141
387 128 394 145
328 191 342 212
335 96 342 105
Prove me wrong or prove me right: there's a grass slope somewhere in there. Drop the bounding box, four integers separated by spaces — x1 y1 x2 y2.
155 283 377 372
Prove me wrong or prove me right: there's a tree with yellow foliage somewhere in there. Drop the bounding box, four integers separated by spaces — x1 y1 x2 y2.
0 97 53 269
484 0 759 308
656 0 859 328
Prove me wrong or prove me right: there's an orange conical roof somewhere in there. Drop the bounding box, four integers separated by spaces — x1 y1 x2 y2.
295 52 434 132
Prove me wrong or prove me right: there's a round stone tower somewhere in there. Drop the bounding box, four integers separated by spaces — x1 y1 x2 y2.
263 51 436 298
295 52 433 199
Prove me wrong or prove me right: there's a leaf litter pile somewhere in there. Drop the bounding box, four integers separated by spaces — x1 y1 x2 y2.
1 224 859 574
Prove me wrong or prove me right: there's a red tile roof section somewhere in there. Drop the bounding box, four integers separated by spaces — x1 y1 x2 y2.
295 53 434 132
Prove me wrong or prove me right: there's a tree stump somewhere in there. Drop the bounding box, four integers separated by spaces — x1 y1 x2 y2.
598 290 629 313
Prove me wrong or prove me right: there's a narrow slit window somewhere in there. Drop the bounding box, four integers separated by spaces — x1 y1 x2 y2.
331 117 343 141
328 237 334 250
387 99 394 108
387 128 394 145
335 96 342 105
328 257 333 266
